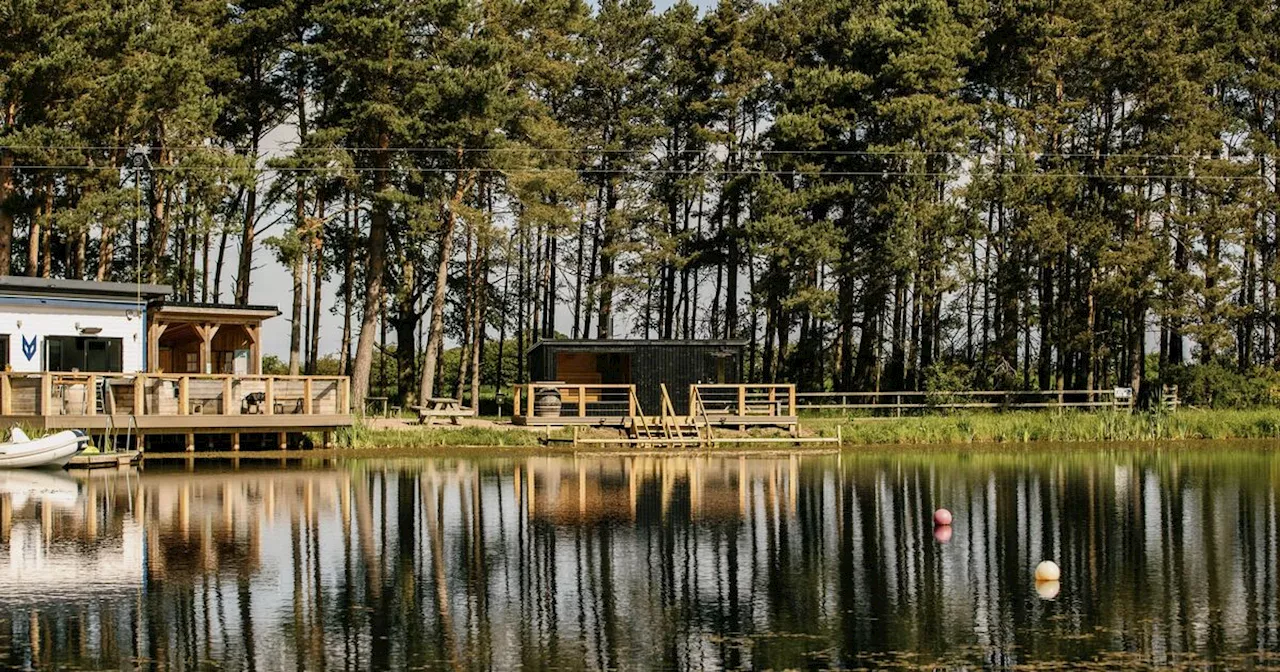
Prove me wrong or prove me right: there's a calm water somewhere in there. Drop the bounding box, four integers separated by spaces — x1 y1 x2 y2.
1 448 1280 670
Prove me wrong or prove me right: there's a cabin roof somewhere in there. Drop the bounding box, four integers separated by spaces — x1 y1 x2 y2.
0 275 171 302
528 338 748 353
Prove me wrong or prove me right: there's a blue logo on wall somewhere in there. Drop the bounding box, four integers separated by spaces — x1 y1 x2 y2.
21 336 35 361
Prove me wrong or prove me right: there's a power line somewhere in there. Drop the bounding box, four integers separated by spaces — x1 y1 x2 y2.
0 144 1256 160
0 163 1269 181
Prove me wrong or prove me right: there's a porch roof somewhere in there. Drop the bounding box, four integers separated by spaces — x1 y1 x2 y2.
149 301 280 323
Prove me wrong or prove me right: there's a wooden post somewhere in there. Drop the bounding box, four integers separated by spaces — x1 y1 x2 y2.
39 374 51 416
224 377 235 415
232 432 240 452
788 385 796 417
527 384 535 417
339 377 350 414
303 378 313 415
737 385 746 417
264 377 274 415
628 388 637 417
577 385 586 417
134 376 145 415
513 385 522 418
1 374 11 416
248 324 262 374
185 432 195 452
178 376 190 415
86 375 97 415
323 431 332 449
278 432 288 450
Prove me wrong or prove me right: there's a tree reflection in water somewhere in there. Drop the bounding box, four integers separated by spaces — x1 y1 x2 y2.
0 449 1279 670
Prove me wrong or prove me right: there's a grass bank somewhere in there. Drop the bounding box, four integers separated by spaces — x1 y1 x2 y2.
808 408 1280 445
324 408 1280 451
335 423 545 449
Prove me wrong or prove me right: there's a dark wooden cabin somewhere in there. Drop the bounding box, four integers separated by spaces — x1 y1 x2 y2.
527 339 747 414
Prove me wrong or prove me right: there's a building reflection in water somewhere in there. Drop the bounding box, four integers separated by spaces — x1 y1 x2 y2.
0 450 1279 670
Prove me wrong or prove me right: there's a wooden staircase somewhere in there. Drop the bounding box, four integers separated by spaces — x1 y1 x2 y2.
627 384 709 447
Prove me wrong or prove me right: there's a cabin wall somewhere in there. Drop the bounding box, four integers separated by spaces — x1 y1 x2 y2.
0 301 144 372
530 344 744 415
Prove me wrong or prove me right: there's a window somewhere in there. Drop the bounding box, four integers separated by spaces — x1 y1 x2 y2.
44 336 123 372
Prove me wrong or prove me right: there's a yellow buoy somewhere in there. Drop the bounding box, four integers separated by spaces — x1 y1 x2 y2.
1035 560 1060 582
1035 580 1060 600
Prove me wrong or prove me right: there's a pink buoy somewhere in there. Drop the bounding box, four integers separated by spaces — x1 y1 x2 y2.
933 524 953 544
933 508 953 526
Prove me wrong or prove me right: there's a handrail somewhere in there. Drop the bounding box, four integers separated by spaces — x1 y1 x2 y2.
690 386 713 447
659 384 675 442
0 372 352 418
630 388 655 440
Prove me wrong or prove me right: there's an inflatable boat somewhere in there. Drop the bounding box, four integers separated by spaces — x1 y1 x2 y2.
0 429 89 468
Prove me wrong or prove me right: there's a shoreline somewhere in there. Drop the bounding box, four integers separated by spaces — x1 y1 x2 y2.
338 408 1280 448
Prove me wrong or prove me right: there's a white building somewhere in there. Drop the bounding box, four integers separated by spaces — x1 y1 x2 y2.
0 276 170 373
0 276 279 375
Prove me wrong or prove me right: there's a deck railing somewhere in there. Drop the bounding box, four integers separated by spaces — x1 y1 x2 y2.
794 389 1136 415
689 384 797 418
512 383 638 419
0 372 351 418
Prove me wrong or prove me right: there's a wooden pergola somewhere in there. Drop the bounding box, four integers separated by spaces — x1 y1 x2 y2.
147 303 279 375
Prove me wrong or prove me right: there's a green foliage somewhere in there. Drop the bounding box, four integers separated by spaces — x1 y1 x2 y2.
1162 363 1280 409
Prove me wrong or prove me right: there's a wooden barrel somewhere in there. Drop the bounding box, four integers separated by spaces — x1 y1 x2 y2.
533 387 562 417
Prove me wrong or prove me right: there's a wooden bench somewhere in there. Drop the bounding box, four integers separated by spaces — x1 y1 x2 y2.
412 397 471 426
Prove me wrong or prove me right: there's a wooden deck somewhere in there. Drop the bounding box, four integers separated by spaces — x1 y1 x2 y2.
511 383 801 440
0 372 353 449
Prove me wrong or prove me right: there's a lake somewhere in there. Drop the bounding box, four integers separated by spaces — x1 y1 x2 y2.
1 447 1280 670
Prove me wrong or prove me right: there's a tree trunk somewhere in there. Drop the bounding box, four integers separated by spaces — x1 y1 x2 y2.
597 178 617 339
350 135 392 408
234 133 261 304
419 168 473 402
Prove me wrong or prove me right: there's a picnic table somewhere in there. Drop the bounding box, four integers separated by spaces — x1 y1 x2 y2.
412 397 471 426
365 396 389 418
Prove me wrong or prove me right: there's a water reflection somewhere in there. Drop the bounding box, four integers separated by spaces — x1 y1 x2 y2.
1 450 1279 670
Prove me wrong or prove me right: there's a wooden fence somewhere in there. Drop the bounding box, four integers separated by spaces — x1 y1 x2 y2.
0 372 351 419
794 389 1143 415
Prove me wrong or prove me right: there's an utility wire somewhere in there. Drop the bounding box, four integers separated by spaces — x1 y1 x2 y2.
0 163 1269 181
0 144 1258 160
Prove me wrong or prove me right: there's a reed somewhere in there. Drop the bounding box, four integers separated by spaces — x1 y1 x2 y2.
337 422 543 448
814 409 1280 445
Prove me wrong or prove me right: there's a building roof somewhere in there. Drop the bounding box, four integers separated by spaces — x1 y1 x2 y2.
150 301 281 320
0 275 171 302
528 338 748 352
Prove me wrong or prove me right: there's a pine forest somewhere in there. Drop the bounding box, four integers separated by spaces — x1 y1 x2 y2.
4 0 1280 409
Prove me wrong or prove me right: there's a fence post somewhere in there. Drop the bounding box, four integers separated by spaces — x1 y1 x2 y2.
513 385 521 418
224 377 236 415
737 385 746 417
86 375 97 416
0 374 10 416
787 385 796 417
578 385 586 418
303 378 313 415
40 374 51 416
178 377 190 415
135 376 145 415
264 377 274 415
